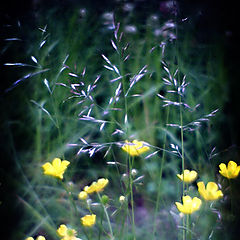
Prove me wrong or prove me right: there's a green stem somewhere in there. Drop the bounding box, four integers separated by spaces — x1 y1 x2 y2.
82 228 91 240
98 207 104 240
186 214 189 239
119 203 128 239
153 106 170 239
179 95 186 240
129 156 136 240
61 181 77 223
97 193 114 240
50 93 65 159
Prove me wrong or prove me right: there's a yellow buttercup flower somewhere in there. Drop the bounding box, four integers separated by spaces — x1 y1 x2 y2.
177 169 198 183
95 178 109 192
78 191 88 200
84 182 97 194
57 224 78 240
219 160 240 179
57 224 68 237
26 236 46 240
36 237 46 240
81 214 96 227
84 178 109 194
197 181 223 201
42 158 70 179
175 195 202 214
121 140 150 156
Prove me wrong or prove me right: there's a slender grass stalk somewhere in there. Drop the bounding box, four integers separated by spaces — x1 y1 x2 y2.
50 93 65 159
152 106 170 239
186 214 191 240
129 156 136 240
179 95 186 240
98 207 104 240
60 181 77 224
82 227 91 240
6 123 56 229
97 193 114 240
35 106 42 161
119 202 128 239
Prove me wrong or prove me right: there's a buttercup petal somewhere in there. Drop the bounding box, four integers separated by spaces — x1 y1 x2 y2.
57 224 67 237
192 197 202 211
52 158 62 167
81 214 96 227
175 202 186 214
36 236 46 240
206 182 218 192
219 163 227 172
228 161 237 171
216 190 223 199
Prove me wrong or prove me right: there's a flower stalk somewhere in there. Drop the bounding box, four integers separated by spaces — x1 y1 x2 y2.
129 156 136 240
97 192 114 240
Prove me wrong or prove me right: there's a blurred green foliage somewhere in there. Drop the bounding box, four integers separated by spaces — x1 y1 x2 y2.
1 2 239 240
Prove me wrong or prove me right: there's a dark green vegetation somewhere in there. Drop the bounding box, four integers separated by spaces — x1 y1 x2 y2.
1 1 240 240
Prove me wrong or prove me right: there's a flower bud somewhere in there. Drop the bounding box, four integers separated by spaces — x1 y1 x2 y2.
101 195 109 205
78 191 88 200
131 169 138 176
119 195 125 203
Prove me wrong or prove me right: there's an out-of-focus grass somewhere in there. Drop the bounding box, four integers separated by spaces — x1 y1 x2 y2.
1 3 236 240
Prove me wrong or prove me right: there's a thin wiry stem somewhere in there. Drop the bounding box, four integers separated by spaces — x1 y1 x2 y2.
129 156 136 240
152 106 170 239
180 94 186 240
97 193 114 240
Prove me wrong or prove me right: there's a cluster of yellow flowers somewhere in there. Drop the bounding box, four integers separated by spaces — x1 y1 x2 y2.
39 158 104 240
36 142 240 238
56 217 97 240
57 224 80 240
79 178 109 198
175 160 240 215
26 236 46 240
77 178 109 227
